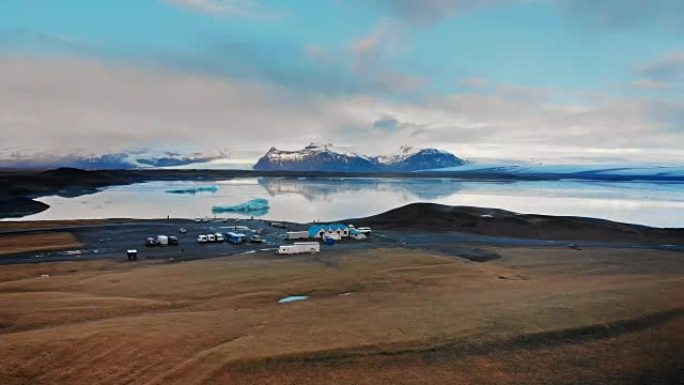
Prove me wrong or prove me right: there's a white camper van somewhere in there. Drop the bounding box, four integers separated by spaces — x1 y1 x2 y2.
276 242 320 255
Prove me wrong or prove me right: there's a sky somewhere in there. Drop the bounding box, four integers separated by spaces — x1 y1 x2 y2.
1 0 684 168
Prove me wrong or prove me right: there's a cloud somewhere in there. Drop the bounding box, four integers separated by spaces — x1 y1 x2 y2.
0 28 87 54
372 116 400 131
561 0 684 30
349 21 427 94
164 0 271 17
637 51 684 83
303 45 327 64
374 0 684 31
374 0 517 24
460 77 491 88
0 152 136 169
2 55 683 166
135 151 228 167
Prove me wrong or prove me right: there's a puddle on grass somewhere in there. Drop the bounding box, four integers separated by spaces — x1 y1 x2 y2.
278 295 309 304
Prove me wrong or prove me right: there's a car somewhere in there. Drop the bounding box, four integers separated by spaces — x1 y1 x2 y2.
168 236 179 245
214 233 225 242
357 227 372 236
250 234 263 243
207 234 217 242
145 237 157 247
179 227 187 234
197 234 208 243
194 218 202 223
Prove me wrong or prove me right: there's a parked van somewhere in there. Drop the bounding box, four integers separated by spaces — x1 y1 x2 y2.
214 233 225 242
197 234 208 243
207 234 217 242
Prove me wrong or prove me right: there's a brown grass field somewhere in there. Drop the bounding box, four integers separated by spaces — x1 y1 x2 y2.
0 246 682 385
0 232 82 255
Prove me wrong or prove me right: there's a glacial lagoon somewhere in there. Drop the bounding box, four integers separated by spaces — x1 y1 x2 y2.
10 177 684 228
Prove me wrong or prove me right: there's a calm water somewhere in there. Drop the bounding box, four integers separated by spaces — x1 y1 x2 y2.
12 177 684 228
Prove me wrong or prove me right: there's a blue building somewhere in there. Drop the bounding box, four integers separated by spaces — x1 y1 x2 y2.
308 224 350 239
226 232 246 244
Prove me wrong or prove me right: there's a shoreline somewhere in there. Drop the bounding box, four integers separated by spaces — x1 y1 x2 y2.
1 203 682 266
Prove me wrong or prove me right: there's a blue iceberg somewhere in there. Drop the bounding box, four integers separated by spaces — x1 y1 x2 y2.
166 185 219 195
212 198 269 217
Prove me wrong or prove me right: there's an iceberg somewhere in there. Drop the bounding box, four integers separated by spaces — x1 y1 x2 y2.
166 185 219 195
211 198 270 217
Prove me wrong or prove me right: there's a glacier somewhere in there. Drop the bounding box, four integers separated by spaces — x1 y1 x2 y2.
211 198 270 216
421 163 684 182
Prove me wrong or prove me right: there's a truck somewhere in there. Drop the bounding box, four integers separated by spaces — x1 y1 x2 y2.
286 231 309 240
276 242 320 255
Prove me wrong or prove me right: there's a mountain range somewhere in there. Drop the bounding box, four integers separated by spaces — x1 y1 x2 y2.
253 143 465 172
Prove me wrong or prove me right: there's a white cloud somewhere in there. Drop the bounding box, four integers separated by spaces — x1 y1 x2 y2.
375 0 521 24
164 0 270 17
349 20 426 94
637 51 684 83
460 78 490 88
1 55 682 165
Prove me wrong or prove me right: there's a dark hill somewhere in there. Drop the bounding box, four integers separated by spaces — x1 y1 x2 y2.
347 203 684 244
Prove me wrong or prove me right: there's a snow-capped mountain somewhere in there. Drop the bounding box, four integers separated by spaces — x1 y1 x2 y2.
374 146 465 171
252 143 465 172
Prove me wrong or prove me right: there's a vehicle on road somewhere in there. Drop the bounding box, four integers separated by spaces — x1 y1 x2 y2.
145 237 157 247
179 227 187 234
250 234 263 243
168 236 179 245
